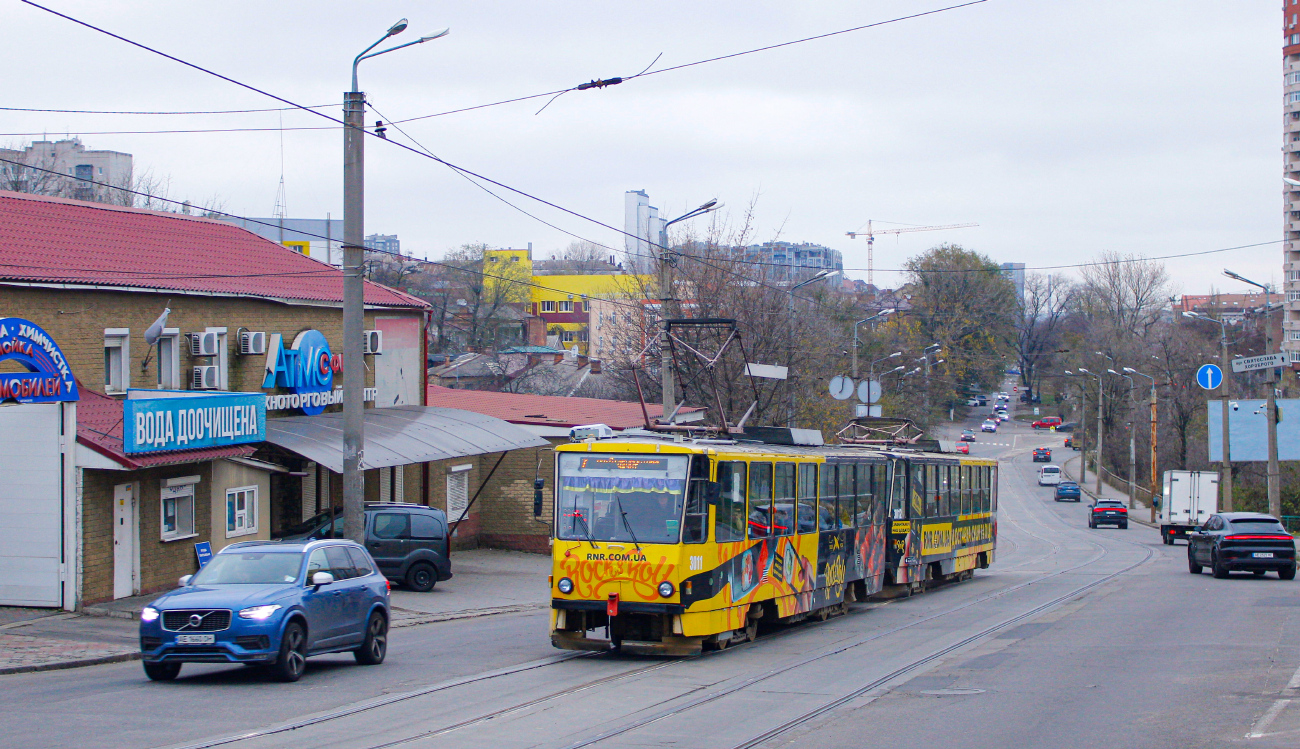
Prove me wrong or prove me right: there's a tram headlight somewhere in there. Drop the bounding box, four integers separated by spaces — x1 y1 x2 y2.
557 577 574 594
658 581 674 598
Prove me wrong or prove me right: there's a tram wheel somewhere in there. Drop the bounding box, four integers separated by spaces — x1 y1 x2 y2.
743 619 758 643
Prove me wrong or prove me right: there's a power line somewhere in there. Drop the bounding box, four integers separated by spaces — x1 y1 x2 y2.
0 104 335 115
0 126 337 137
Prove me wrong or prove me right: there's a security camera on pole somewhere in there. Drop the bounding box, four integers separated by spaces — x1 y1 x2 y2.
342 19 449 541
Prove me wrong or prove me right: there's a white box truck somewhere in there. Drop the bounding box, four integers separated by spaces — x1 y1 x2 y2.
1159 470 1219 545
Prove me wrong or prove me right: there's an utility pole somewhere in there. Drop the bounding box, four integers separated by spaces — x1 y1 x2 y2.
1078 369 1104 495
1110 369 1136 507
343 20 448 542
1224 269 1280 517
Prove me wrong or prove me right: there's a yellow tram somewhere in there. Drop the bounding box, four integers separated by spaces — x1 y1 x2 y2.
549 431 997 655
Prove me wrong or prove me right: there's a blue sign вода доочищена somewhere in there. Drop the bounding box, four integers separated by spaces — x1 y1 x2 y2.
123 390 266 454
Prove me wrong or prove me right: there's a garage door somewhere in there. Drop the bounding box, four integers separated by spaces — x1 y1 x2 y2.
0 403 63 607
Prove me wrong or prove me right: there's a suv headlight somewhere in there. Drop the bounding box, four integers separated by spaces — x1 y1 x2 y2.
658 581 674 598
140 606 160 623
557 577 574 594
238 604 283 620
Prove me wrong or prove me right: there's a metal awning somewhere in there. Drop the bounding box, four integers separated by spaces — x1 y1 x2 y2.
264 406 549 473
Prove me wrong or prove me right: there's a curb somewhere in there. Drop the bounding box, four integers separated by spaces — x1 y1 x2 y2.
390 603 546 628
80 607 139 621
0 651 139 676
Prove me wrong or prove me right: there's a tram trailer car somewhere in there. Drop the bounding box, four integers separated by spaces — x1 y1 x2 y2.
549 433 997 655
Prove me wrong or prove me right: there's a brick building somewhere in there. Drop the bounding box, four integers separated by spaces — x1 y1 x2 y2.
0 191 544 608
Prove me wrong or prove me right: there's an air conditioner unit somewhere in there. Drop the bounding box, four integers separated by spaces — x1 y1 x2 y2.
192 365 220 390
189 331 219 357
363 329 383 355
239 331 266 355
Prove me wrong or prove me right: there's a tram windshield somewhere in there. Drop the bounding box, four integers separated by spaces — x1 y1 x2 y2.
556 453 689 545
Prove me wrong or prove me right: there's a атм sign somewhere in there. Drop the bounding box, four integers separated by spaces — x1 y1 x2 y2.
124 390 266 454
262 330 342 415
0 317 78 403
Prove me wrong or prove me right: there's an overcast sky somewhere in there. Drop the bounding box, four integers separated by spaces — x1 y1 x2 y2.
4 1 1284 294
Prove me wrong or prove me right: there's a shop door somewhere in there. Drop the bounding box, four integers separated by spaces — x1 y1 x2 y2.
0 403 63 607
113 483 139 599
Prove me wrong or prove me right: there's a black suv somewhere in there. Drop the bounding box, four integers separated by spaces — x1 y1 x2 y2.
275 503 453 591
1188 513 1296 580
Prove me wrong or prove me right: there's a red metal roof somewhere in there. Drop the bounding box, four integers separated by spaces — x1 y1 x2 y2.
426 384 699 430
76 388 256 469
0 191 425 308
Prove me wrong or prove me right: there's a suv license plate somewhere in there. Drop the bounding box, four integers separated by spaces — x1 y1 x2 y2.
1253 552 1275 559
176 634 215 644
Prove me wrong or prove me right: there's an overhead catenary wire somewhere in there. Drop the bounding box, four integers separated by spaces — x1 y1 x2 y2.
0 103 336 115
13 1 1276 289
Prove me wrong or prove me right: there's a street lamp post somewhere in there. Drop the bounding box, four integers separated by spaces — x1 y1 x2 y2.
869 351 902 384
1064 371 1089 486
1183 310 1233 510
785 269 838 426
1078 368 1104 495
1123 367 1157 522
851 309 895 379
920 344 941 415
342 19 448 542
1223 268 1280 517
657 200 720 419
1109 369 1136 507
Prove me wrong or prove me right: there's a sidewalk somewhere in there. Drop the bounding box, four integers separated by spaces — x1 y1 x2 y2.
0 548 551 676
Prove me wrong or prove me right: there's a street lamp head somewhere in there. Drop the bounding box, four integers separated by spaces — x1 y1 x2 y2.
1286 177 1300 187
1223 269 1244 282
925 343 941 353
1064 370 1073 375
889 365 905 374
387 18 409 36
883 308 896 315
419 28 451 42
1107 368 1119 375
1122 367 1136 373
888 351 901 358
698 199 719 212
1078 368 1092 375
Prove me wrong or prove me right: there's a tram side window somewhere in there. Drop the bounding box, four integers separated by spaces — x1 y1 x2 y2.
909 463 925 519
797 463 818 533
714 462 747 543
773 462 796 537
959 465 971 515
922 465 937 518
990 466 999 512
973 465 984 513
683 456 709 544
874 464 891 523
837 462 855 529
855 463 872 527
748 462 774 539
819 464 839 530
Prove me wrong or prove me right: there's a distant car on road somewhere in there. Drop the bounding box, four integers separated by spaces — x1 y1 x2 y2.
981 420 998 433
139 539 390 682
1054 481 1082 502
1032 416 1062 430
960 429 976 442
1188 513 1296 579
1038 465 1062 486
1033 447 1052 462
997 392 1010 401
1088 500 1128 529
955 442 969 454
1057 421 1077 433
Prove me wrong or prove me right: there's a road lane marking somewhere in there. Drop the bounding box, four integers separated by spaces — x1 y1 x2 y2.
1287 662 1300 691
1248 699 1291 738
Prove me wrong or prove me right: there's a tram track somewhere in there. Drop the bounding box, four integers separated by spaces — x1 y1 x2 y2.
167 435 1148 749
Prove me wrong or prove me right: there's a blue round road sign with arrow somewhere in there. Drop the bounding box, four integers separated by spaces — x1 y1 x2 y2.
1196 364 1223 390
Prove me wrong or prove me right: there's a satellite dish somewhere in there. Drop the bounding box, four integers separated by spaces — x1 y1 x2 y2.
857 379 882 404
144 306 170 346
829 375 854 400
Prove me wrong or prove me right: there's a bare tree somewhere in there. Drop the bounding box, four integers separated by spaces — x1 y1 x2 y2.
1075 251 1171 338
1015 273 1074 401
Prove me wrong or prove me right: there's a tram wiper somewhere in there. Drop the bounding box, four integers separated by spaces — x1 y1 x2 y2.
613 494 643 554
570 510 598 549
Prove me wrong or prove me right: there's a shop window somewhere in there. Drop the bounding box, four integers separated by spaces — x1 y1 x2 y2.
541 301 556 312
156 328 180 390
714 461 746 543
447 464 471 524
161 478 198 541
104 328 130 394
226 486 258 537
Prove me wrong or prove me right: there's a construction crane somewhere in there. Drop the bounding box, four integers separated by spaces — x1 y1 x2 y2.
846 221 978 287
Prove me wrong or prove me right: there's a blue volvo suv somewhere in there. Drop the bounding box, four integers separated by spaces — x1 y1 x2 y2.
139 539 390 682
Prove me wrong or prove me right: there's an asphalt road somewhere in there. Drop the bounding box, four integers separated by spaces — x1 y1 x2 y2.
2 407 1297 749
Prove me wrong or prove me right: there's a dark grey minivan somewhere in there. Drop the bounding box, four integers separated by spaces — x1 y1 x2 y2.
275 503 453 591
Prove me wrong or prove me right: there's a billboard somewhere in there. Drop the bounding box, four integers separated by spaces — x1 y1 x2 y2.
1206 399 1300 462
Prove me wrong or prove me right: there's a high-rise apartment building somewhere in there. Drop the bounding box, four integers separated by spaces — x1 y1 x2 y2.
365 233 401 255
0 138 132 205
1285 5 1300 362
624 190 663 274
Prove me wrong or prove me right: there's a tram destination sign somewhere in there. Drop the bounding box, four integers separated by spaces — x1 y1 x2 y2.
1230 353 1287 374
